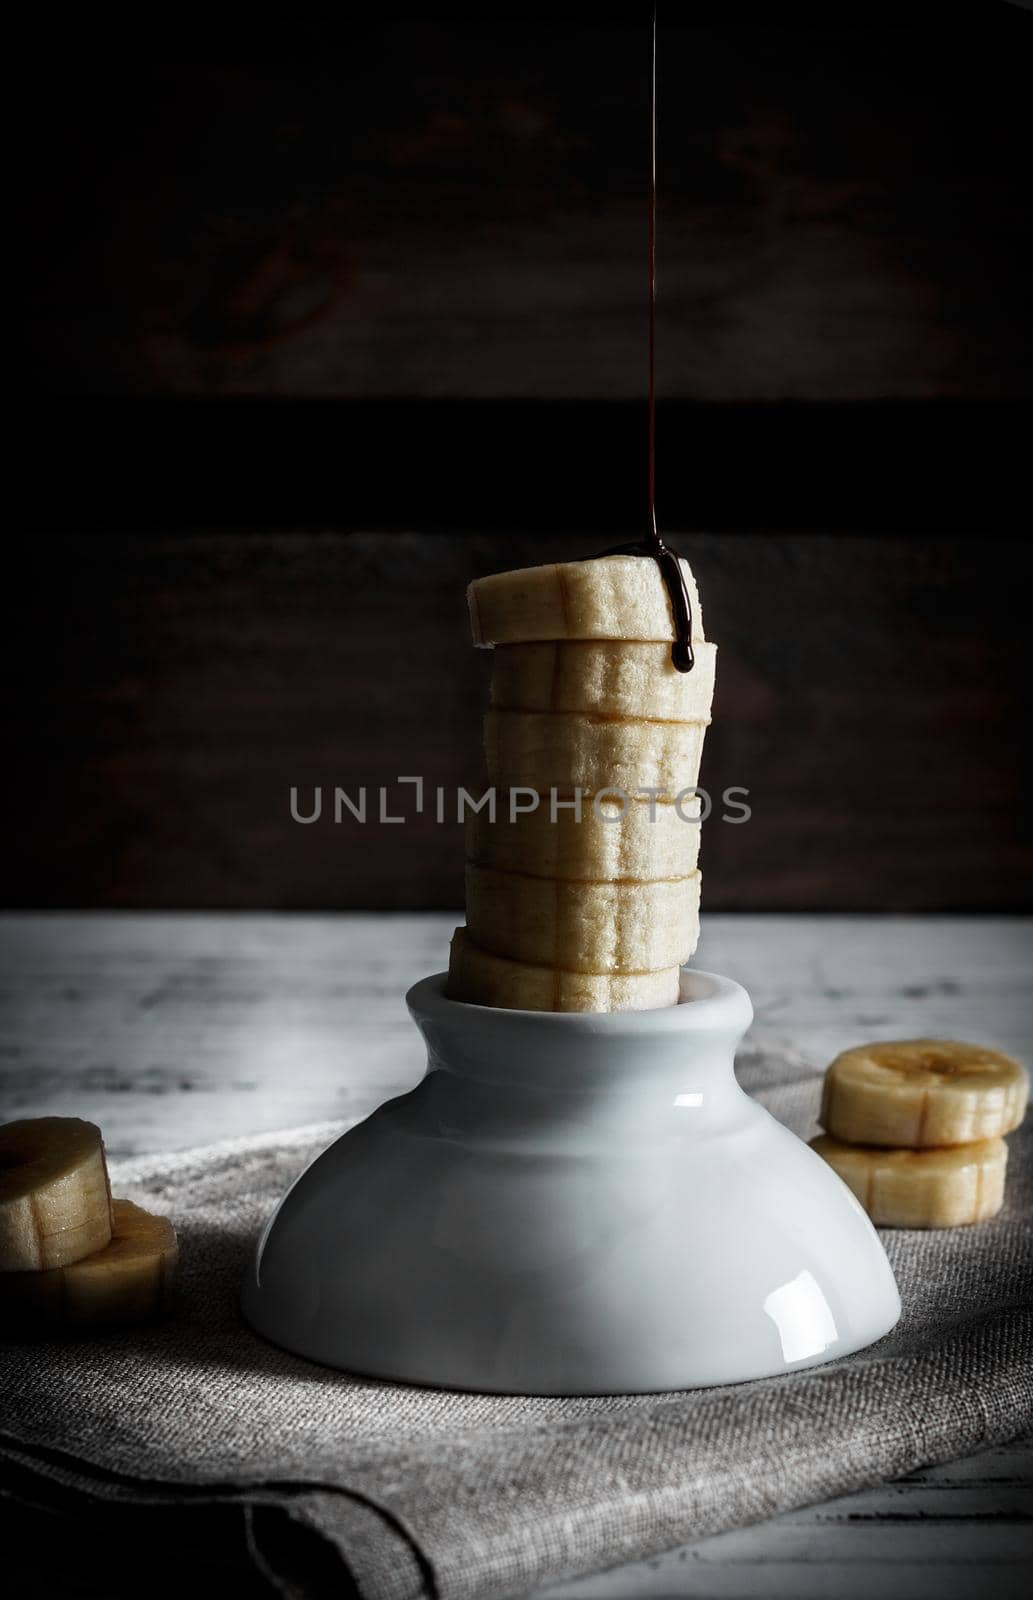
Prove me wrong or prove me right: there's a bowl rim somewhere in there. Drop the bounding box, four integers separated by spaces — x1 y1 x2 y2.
406 967 752 1036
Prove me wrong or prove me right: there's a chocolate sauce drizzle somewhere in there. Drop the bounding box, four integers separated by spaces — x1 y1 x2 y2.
595 10 694 674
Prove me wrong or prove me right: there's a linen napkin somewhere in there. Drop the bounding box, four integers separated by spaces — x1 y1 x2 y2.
1 1051 1030 1600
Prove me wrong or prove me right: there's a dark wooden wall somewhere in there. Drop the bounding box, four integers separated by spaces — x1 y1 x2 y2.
9 11 1033 911
7 489 1030 912
23 12 1033 402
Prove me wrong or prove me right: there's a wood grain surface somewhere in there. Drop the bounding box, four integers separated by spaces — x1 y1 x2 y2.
539 1440 1033 1600
1 912 1028 1155
0 909 1029 1596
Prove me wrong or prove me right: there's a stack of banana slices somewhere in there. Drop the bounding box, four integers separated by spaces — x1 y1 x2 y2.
448 553 715 1011
0 1116 177 1333
811 1039 1029 1227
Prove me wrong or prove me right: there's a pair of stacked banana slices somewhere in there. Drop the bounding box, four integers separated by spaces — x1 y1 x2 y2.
450 554 715 1011
0 1117 177 1333
812 1040 1029 1226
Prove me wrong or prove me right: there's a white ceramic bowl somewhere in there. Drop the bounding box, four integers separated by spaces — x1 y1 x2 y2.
242 970 900 1393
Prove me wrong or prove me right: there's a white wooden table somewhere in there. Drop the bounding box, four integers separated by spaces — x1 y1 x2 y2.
1 912 1031 1598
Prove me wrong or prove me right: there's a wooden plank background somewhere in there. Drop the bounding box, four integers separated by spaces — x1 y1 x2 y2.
21 13 1033 402
10 12 1032 911
5 518 1030 911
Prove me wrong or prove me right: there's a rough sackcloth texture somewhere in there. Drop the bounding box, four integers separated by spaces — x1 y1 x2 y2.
1 1050 1031 1600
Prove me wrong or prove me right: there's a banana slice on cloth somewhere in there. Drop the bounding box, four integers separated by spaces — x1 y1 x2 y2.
466 864 700 974
0 1117 113 1271
820 1039 1029 1147
467 792 702 882
483 710 708 799
446 927 681 1013
0 1198 178 1334
491 640 717 723
468 555 705 647
810 1134 1008 1228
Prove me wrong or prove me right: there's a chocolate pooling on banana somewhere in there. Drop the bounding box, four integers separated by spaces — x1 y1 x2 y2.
587 539 695 675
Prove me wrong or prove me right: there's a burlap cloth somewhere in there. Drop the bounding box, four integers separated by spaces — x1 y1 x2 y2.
2 1050 1030 1600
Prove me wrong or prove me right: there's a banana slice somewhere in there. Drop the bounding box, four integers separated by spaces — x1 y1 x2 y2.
467 792 702 882
468 555 705 647
466 864 700 974
491 640 717 723
810 1134 1007 1228
0 1198 178 1334
0 1117 113 1271
446 927 681 1013
821 1039 1029 1147
483 710 708 799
